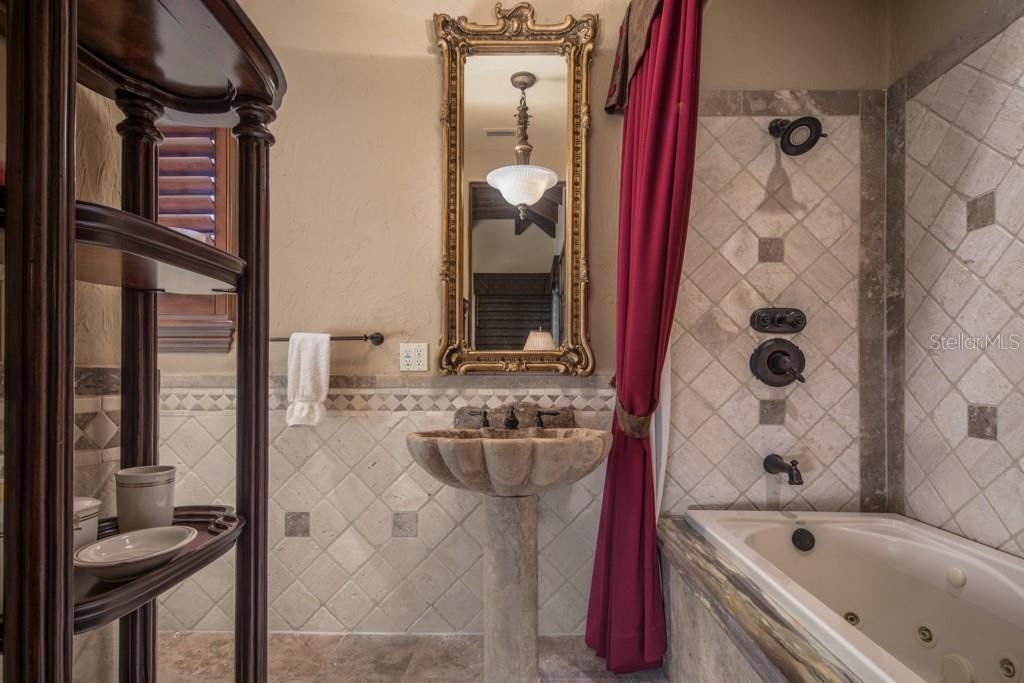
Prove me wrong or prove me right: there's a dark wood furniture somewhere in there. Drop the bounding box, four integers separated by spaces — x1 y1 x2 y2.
1 1 285 682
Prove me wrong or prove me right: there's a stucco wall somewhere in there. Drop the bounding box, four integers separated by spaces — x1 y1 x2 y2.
886 0 1016 81
155 0 896 377
11 1 994 376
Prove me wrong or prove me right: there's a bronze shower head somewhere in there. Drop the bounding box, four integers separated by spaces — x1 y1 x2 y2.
768 116 827 156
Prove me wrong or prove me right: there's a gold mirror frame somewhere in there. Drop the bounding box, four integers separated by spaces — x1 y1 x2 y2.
434 3 597 375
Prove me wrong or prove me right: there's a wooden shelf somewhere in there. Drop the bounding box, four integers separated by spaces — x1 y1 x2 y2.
0 0 287 126
0 506 243 653
1 0 278 677
0 188 245 293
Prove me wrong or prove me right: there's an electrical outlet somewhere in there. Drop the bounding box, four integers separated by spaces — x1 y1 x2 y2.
399 342 429 372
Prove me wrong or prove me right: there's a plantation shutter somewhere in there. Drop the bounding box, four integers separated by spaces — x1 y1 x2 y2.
156 126 237 352
158 126 221 245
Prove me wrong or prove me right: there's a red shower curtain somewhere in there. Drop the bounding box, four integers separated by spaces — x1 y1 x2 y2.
585 0 702 673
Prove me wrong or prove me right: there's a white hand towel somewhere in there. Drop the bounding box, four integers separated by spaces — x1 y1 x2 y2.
286 333 330 427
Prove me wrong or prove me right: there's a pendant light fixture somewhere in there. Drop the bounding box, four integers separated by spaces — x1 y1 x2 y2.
486 71 558 216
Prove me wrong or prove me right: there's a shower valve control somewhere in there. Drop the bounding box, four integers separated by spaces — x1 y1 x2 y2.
750 308 807 334
750 338 807 387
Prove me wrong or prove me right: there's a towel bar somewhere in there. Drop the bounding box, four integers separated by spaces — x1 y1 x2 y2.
269 333 384 346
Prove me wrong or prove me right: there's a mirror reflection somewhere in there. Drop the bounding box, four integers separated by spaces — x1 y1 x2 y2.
463 54 568 351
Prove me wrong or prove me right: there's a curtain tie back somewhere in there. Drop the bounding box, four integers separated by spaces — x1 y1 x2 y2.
616 400 652 438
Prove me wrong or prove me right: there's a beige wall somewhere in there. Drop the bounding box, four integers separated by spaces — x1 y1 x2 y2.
3 1 1004 375
158 0 633 376
702 0 889 90
886 0 1010 81
700 0 1014 89
54 1 1003 376
160 0 898 377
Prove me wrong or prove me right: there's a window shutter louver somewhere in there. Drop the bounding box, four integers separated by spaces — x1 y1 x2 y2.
158 126 219 244
156 125 237 352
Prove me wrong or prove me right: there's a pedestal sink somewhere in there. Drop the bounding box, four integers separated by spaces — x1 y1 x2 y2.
406 428 612 683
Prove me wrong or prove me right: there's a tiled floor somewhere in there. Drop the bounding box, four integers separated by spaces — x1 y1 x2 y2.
157 632 668 682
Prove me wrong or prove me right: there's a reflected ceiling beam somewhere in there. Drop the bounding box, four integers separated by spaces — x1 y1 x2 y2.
470 181 564 238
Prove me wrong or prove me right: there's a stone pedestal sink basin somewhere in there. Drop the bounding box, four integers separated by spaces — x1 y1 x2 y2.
405 427 611 496
407 428 612 683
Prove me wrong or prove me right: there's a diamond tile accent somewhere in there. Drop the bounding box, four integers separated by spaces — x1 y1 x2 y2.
758 237 785 263
967 405 998 440
285 512 311 537
392 511 419 538
759 399 786 425
967 191 997 231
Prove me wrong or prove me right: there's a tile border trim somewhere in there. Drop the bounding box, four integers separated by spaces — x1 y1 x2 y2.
159 386 617 413
858 90 890 512
698 89 861 117
882 82 907 514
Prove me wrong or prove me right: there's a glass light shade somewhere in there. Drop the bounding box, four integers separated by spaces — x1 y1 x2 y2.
523 329 556 351
486 164 558 207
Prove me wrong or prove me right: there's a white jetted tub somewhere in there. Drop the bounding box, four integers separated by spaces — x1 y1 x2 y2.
686 510 1024 683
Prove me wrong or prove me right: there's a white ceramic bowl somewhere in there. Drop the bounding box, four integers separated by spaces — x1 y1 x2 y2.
74 526 197 581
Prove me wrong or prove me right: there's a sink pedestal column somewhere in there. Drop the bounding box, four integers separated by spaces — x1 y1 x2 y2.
483 494 538 683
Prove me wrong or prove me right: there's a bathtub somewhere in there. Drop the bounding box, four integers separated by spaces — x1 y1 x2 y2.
685 510 1024 683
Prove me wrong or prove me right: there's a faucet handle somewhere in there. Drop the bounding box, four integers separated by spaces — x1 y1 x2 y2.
532 410 562 428
788 459 803 485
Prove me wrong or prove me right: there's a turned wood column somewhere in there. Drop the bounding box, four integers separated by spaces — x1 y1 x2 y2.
115 93 165 683
3 0 77 681
233 98 275 683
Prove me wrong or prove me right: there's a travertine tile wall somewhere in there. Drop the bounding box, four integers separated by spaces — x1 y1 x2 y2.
903 16 1024 558
156 384 614 635
662 109 864 515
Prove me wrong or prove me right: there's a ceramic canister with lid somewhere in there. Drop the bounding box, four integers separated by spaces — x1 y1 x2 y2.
115 465 176 531
73 496 102 550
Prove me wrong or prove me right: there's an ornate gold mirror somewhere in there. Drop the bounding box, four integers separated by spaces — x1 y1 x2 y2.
434 3 597 375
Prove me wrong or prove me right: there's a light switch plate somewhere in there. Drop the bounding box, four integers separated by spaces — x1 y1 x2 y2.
399 342 429 372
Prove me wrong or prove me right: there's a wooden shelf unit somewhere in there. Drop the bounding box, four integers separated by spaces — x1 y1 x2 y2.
1 1 285 682
0 189 245 293
0 506 244 652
